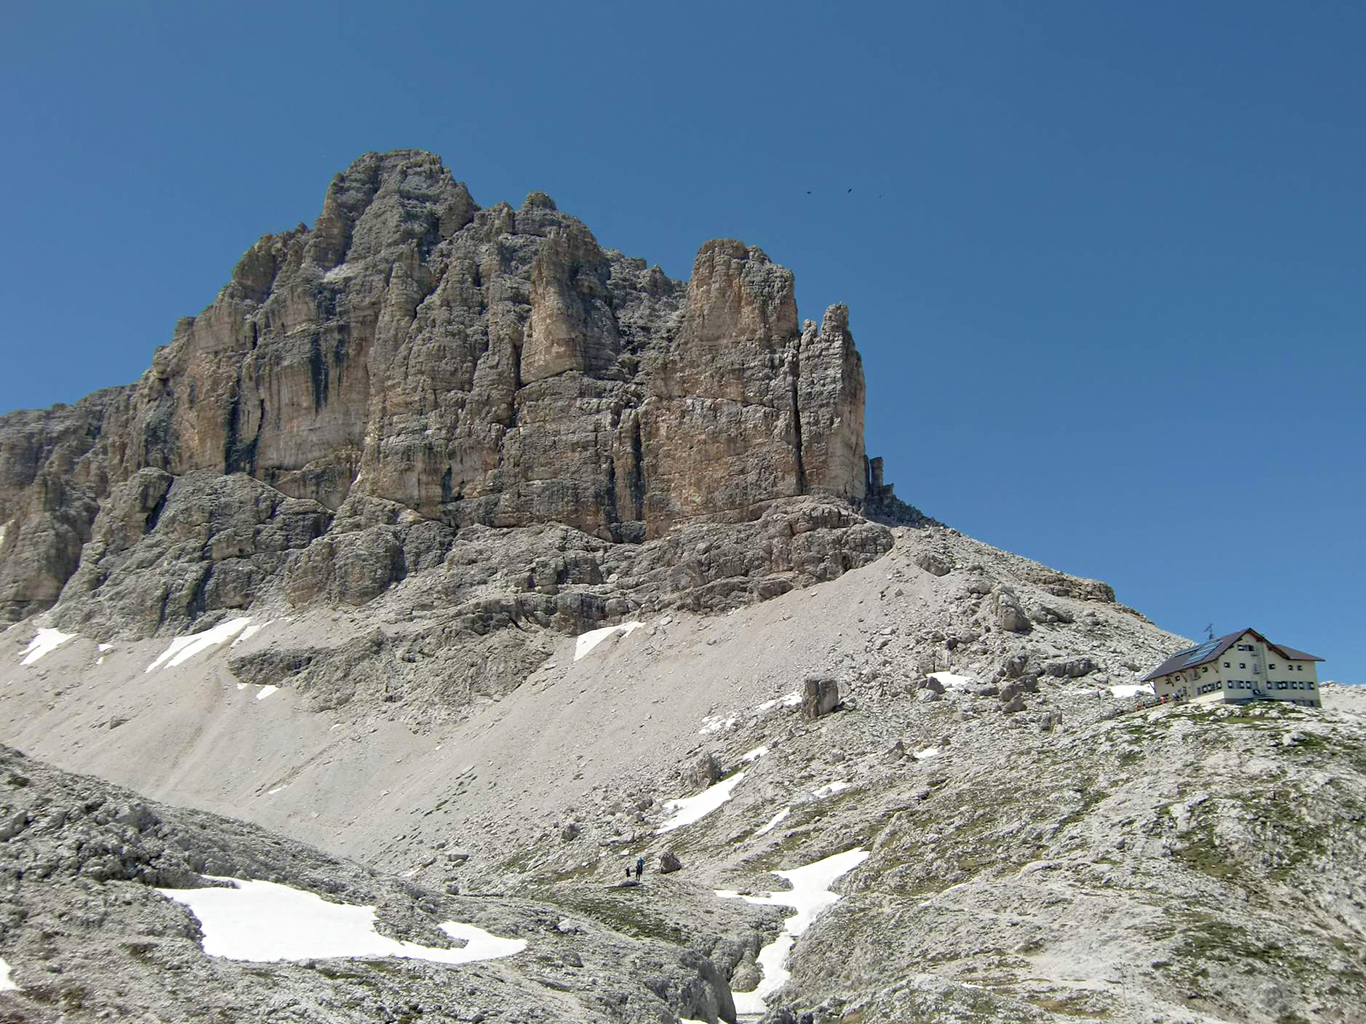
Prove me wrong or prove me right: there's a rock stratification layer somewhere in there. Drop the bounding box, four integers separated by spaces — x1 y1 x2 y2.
0 150 902 638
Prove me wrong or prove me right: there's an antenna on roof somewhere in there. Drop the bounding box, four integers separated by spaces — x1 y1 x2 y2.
1204 623 1214 640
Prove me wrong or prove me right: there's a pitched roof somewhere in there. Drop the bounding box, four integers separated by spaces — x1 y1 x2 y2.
1141 628 1323 682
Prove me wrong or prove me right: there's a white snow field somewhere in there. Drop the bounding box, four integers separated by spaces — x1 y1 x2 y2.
0 955 17 991
755 692 801 713
155 878 526 964
810 781 852 799
255 685 278 700
927 671 972 690
739 745 770 763
716 848 870 1013
699 713 738 735
573 621 644 661
146 617 252 672
18 627 77 665
230 622 265 647
915 746 940 760
1110 683 1156 698
655 772 746 834
754 807 790 837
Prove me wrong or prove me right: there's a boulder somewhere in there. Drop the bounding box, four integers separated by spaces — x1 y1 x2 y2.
659 851 683 874
985 586 1031 634
802 676 841 718
914 551 952 577
691 753 724 787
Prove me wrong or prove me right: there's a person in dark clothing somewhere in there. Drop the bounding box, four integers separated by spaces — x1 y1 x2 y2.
635 856 644 881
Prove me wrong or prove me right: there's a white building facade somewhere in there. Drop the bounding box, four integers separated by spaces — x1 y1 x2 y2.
1144 628 1323 709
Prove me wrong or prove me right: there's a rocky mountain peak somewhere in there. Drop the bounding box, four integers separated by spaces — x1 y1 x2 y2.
0 149 917 640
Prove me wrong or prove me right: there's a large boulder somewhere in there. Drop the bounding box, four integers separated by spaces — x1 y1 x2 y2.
802 676 841 718
985 585 1031 634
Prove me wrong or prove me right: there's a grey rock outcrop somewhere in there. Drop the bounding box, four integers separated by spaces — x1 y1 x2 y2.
801 676 840 718
0 149 914 649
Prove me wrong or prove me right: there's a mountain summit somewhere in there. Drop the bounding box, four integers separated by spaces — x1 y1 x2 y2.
0 149 916 645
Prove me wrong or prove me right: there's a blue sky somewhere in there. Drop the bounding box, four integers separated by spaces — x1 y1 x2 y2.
2 2 1362 680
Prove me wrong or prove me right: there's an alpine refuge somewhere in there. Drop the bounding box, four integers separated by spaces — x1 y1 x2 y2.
1143 628 1324 707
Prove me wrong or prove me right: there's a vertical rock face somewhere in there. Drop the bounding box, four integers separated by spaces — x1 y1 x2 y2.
0 149 884 633
798 304 867 503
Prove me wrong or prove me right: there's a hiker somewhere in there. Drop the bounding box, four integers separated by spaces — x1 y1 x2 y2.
625 866 632 882
635 856 644 881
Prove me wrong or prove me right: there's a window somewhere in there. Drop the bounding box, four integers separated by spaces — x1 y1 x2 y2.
1224 661 1230 668
1269 664 1277 670
1308 682 1316 690
1240 663 1246 669
1276 681 1286 690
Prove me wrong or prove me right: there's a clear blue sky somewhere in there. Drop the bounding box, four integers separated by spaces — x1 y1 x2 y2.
2 2 1362 681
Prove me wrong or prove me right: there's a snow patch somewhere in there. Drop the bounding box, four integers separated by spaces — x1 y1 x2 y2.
716 848 869 1013
928 671 972 690
915 747 940 760
97 643 114 652
656 772 746 834
1111 683 1156 698
811 781 852 799
573 621 644 661
0 956 16 991
256 685 278 700
155 877 526 964
754 807 790 837
267 787 285 795
739 745 770 763
756 692 801 713
19 628 77 666
146 618 252 672
231 623 265 647
699 713 737 735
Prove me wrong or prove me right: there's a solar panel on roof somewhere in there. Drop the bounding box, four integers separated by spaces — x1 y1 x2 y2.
1180 640 1220 666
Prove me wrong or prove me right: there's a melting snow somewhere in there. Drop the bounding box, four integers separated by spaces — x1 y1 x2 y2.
19 628 77 666
146 618 252 672
231 623 265 647
656 772 746 834
256 686 278 700
699 713 737 735
928 671 972 690
0 956 16 991
915 747 940 760
739 745 770 763
573 621 644 661
716 848 869 1013
156 877 526 964
1111 683 1155 698
811 781 852 799
756 692 801 713
97 643 114 652
754 807 790 837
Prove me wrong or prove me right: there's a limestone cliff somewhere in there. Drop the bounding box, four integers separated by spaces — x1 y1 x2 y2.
0 150 914 637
